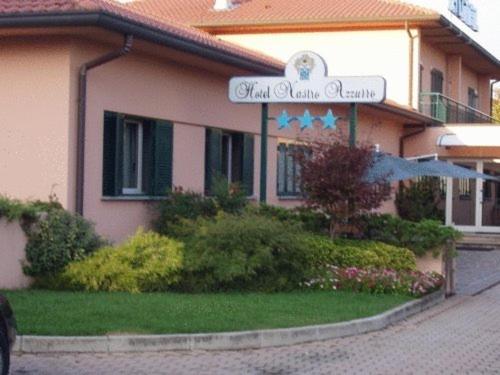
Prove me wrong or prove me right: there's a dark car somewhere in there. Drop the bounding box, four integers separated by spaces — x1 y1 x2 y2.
0 295 16 375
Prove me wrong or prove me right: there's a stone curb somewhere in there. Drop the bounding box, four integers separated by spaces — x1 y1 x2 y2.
13 289 445 354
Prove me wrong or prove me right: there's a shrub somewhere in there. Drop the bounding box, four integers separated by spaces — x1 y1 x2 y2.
359 214 461 257
0 194 61 228
153 188 217 236
211 176 248 214
59 230 183 292
180 213 319 292
305 266 444 297
303 235 416 271
252 204 330 234
153 180 248 237
23 208 104 278
395 178 444 222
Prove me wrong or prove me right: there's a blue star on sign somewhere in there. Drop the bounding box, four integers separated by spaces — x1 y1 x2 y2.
299 110 314 130
321 109 339 130
277 110 291 129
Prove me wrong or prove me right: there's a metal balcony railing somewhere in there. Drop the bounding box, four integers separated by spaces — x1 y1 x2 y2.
419 92 498 124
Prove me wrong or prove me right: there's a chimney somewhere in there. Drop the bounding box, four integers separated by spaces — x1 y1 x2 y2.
213 0 234 11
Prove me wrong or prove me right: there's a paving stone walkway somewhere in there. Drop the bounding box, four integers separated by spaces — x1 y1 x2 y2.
11 284 500 375
456 249 500 295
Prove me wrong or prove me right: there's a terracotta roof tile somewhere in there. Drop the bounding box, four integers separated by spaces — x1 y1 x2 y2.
0 0 284 71
127 0 439 27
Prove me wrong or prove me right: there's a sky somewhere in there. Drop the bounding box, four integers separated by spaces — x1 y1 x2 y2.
401 0 500 59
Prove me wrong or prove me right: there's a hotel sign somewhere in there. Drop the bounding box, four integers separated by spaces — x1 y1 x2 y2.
229 51 386 104
449 0 478 31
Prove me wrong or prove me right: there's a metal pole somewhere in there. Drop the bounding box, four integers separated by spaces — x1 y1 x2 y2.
260 103 269 202
349 103 357 148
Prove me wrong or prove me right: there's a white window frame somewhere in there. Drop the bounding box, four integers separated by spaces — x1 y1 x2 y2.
122 120 143 195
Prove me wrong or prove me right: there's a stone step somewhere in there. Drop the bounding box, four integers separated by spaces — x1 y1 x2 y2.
457 234 500 251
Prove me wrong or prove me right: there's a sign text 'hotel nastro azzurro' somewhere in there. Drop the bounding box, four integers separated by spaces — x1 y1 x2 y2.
229 51 386 104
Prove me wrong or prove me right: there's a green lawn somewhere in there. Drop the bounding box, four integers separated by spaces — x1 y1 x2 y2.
3 290 412 336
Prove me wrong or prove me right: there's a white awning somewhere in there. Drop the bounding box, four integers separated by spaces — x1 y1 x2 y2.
437 125 500 147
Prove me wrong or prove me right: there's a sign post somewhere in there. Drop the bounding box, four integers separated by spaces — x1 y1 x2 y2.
260 103 269 202
228 51 386 203
349 103 357 148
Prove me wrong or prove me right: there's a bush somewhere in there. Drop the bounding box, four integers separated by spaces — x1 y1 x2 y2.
359 214 461 257
180 213 319 292
153 181 248 237
305 266 444 297
23 208 104 278
0 194 61 228
59 230 183 292
211 176 248 214
396 178 444 222
252 204 330 234
153 189 217 236
303 236 416 271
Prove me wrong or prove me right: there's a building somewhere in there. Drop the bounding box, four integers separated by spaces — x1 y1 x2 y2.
127 0 500 233
0 0 498 242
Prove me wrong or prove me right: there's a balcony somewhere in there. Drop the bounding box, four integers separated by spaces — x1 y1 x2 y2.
419 92 498 124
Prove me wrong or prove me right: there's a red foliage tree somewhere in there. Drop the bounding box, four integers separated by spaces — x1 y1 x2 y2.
296 135 391 237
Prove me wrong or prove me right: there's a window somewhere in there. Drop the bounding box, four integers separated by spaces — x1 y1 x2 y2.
430 69 445 120
102 111 173 197
458 178 471 198
431 69 444 94
277 143 304 197
122 120 143 195
468 87 478 109
205 128 254 196
419 64 424 94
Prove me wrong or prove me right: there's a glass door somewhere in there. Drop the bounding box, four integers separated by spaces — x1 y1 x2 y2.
450 161 477 229
481 162 500 231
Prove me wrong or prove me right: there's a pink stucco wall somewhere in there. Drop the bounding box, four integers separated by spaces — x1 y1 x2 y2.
415 252 444 275
0 219 31 289
0 37 72 208
0 33 407 244
420 41 447 95
420 39 491 111
65 38 406 242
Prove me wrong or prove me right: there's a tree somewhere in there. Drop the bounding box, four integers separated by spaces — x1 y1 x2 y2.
493 87 500 123
395 177 445 222
296 134 391 238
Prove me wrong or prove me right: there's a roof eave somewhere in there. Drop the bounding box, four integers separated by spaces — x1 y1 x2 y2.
0 11 284 75
438 15 500 73
368 102 441 126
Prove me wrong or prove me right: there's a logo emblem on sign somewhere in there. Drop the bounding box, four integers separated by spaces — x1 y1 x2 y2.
294 54 316 81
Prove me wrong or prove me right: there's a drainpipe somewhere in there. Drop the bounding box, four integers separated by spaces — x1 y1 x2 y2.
406 21 418 108
399 124 426 158
76 34 134 215
490 79 499 121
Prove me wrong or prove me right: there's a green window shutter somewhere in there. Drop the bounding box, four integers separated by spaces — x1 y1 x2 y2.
242 133 254 196
141 120 155 196
152 120 173 196
205 128 223 195
102 111 124 196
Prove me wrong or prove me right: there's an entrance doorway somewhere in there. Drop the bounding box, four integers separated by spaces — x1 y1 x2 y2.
446 160 500 232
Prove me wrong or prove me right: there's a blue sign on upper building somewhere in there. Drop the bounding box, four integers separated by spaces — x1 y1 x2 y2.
449 0 478 31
